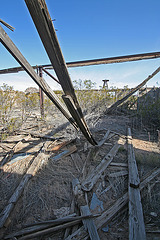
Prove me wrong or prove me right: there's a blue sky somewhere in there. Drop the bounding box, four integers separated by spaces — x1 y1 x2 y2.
0 0 160 91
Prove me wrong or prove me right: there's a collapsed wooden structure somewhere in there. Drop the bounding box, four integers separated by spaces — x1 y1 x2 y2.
0 0 160 239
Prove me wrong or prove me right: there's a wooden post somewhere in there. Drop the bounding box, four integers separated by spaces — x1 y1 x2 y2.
127 128 146 240
38 67 44 118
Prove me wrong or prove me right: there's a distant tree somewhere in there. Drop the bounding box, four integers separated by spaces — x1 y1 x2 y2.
0 83 20 138
73 79 96 90
0 83 15 125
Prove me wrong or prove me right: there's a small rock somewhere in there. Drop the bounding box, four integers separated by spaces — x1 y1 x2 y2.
150 212 157 217
102 225 109 232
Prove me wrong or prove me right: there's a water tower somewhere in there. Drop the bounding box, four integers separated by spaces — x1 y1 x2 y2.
102 79 109 89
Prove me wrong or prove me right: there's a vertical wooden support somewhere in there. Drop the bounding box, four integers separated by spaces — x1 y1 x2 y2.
38 67 44 118
127 128 146 240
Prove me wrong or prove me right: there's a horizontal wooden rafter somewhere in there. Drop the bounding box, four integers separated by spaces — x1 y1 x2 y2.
0 51 160 74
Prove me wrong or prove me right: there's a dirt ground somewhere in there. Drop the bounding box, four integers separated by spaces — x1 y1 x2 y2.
0 105 159 240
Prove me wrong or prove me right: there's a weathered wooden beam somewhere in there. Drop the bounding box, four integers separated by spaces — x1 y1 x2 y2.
81 138 125 191
80 205 100 240
127 128 140 188
106 65 160 114
42 67 60 84
5 214 99 239
0 25 78 130
0 19 15 31
127 128 146 240
71 179 100 240
1 51 160 74
24 0 96 146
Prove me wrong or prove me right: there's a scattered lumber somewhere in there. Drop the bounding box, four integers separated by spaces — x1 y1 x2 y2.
106 65 160 114
81 138 125 191
66 167 160 240
127 128 146 240
0 141 46 228
15 219 84 240
72 179 100 239
5 214 98 239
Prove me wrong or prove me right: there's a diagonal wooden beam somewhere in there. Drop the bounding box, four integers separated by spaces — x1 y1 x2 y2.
106 65 160 114
0 19 15 31
24 0 97 145
0 25 78 130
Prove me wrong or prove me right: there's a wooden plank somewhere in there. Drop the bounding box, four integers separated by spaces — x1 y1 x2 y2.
71 179 100 240
47 139 75 152
81 138 125 191
0 135 31 168
80 205 100 240
7 153 31 165
1 51 160 74
127 128 140 188
0 144 12 152
109 162 128 168
106 65 160 114
108 170 128 177
52 146 77 162
129 187 146 240
97 130 110 147
0 25 78 130
128 128 146 240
